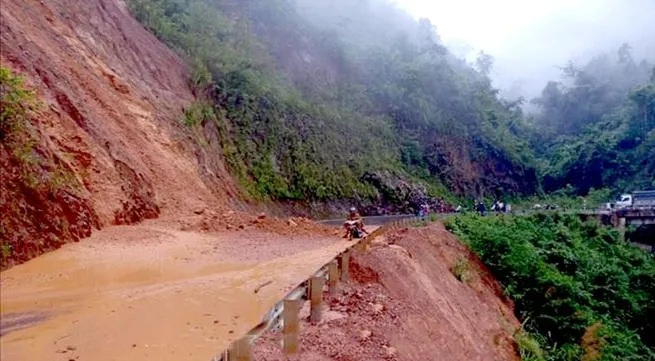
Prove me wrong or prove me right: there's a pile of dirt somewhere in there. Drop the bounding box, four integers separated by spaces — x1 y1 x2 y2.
179 208 339 238
253 215 338 237
256 281 404 361
253 223 521 361
0 0 239 267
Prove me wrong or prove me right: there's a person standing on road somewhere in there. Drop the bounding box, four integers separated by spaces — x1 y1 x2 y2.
477 200 487 216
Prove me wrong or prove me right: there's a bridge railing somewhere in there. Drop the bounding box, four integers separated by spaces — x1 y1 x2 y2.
212 217 419 361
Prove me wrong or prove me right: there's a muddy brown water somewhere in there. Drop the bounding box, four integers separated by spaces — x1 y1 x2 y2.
0 222 372 361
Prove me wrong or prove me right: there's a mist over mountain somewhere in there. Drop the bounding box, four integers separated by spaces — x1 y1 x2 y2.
398 0 655 103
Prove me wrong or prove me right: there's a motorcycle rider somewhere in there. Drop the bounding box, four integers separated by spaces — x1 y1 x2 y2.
344 207 366 238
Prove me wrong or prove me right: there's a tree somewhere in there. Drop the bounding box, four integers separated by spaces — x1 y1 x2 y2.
617 42 633 64
560 60 578 79
417 18 445 56
629 84 655 134
475 51 494 76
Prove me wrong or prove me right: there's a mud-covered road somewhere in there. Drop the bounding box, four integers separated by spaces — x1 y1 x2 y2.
0 221 373 361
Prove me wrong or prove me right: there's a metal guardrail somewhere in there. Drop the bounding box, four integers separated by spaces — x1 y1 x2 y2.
212 217 420 361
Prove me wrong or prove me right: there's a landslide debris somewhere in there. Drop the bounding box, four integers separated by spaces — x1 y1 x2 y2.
0 0 239 267
253 223 521 361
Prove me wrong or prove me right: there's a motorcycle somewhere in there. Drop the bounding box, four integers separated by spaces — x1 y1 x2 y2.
344 220 366 240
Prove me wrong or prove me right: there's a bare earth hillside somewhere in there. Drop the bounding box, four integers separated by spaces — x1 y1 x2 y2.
1 0 240 266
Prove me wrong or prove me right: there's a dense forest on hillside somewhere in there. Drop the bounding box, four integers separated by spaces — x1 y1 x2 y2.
529 45 655 195
128 0 538 207
447 214 655 361
128 0 653 208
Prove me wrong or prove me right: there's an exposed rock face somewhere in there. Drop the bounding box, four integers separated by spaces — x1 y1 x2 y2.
360 170 454 215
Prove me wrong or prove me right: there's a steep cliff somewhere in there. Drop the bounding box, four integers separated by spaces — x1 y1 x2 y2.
0 0 238 268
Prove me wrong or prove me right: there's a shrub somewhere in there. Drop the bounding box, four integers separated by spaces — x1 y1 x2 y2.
446 213 655 361
451 256 472 284
1 66 37 141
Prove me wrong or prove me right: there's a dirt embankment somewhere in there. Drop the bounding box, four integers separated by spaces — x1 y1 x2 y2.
254 222 521 361
0 0 240 268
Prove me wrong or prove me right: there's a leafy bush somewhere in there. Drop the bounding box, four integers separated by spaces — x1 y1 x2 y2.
1 66 37 140
451 256 472 284
446 213 655 361
511 188 613 211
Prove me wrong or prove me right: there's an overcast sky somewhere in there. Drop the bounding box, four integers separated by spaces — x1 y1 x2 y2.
396 0 655 98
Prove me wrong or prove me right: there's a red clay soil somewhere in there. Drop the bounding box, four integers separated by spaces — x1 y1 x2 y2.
0 0 239 267
0 141 101 268
179 208 339 237
253 222 521 361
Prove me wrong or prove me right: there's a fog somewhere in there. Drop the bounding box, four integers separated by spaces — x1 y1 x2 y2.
397 0 655 102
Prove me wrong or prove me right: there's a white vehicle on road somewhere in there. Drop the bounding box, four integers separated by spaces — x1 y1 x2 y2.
606 191 655 210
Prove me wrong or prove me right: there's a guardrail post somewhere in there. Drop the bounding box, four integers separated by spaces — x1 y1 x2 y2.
228 337 252 361
309 275 324 323
283 299 300 354
362 235 371 251
356 238 367 252
339 252 350 282
328 261 339 295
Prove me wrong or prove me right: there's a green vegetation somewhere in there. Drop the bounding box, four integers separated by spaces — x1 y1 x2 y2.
1 66 37 141
529 46 654 196
451 256 473 284
0 66 75 192
127 1 653 206
511 188 613 211
514 326 546 361
446 214 655 360
1 66 43 189
128 0 538 202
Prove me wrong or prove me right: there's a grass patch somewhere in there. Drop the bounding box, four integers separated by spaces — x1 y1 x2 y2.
1 242 12 261
514 327 545 361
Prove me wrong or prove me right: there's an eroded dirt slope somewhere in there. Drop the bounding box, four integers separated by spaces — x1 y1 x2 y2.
254 223 521 361
1 0 239 267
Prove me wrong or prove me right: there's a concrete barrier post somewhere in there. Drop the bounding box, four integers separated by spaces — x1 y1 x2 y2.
363 236 372 251
328 261 339 295
228 337 252 361
610 213 619 228
309 275 324 323
283 299 300 354
619 217 626 241
357 238 367 252
339 252 350 282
